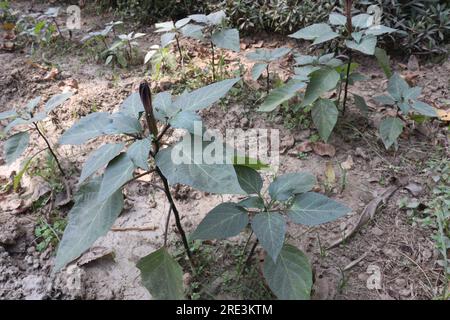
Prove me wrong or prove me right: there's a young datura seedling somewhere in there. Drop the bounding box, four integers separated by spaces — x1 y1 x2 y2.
51 76 351 300
0 92 73 176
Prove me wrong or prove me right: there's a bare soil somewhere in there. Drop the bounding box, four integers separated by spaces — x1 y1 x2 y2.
0 1 449 300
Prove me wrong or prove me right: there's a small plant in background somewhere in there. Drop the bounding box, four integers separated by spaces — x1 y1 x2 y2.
103 31 145 67
144 44 177 80
81 20 123 50
246 47 291 94
35 216 67 252
0 93 73 179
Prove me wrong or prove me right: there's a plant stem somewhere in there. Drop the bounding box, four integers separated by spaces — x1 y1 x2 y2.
33 122 66 177
175 34 184 68
127 41 133 62
52 18 65 39
244 239 259 269
266 64 270 94
342 52 352 114
210 41 215 81
164 206 172 247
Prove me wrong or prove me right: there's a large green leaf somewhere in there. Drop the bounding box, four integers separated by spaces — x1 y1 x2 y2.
365 25 396 36
180 23 204 41
288 192 351 225
251 63 267 81
25 96 41 112
289 23 338 45
107 112 143 134
169 111 202 134
252 212 286 262
53 179 123 272
0 110 18 120
311 99 338 142
126 139 151 170
373 95 396 105
211 28 240 52
191 202 248 240
79 143 125 184
98 153 136 201
238 196 265 209
269 172 316 201
247 47 291 62
173 78 240 112
258 80 306 112
387 73 409 101
352 14 373 29
45 92 73 113
329 12 346 26
234 165 263 195
345 36 377 55
153 91 176 121
374 47 392 78
353 94 369 116
379 117 403 149
4 131 29 164
207 10 226 25
263 244 312 300
3 118 29 134
59 112 112 145
411 101 437 117
120 92 144 118
301 68 340 107
137 247 184 300
155 136 245 194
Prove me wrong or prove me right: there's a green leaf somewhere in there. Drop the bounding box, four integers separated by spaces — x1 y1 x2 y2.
232 155 269 170
137 247 184 300
0 110 18 120
153 91 175 121
155 136 245 194
269 172 316 201
173 78 240 112
45 92 73 113
234 165 263 195
365 25 396 36
79 143 125 184
311 99 338 142
238 197 265 209
353 94 369 116
3 118 29 134
251 63 267 81
329 12 346 25
211 28 240 52
345 36 377 55
180 23 204 41
169 111 202 134
403 87 422 101
379 117 403 149
374 95 396 105
207 10 226 25
352 14 373 29
388 73 409 101
301 68 340 107
53 178 124 272
289 23 338 45
26 96 41 112
107 112 143 134
294 55 317 66
155 21 175 32
120 92 144 118
288 192 351 225
258 80 306 112
263 244 312 300
191 202 248 240
161 32 175 48
59 112 112 145
14 157 33 192
247 47 290 62
127 139 151 170
411 101 437 117
4 131 29 164
98 153 136 201
374 47 392 78
252 212 286 262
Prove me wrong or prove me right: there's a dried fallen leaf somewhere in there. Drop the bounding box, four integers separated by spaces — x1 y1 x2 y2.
43 67 59 81
312 142 336 157
325 161 336 186
77 246 115 266
437 109 450 121
404 182 423 197
341 155 354 170
366 265 382 290
407 55 419 71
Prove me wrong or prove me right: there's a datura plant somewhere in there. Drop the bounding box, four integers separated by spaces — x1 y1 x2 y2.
257 2 396 143
0 92 73 177
51 76 351 300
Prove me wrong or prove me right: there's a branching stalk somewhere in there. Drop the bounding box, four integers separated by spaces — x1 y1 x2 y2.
33 122 66 177
210 41 216 81
175 34 184 68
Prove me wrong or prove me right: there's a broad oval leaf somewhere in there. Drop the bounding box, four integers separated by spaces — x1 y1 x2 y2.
247 47 291 62
352 13 373 29
374 47 392 78
107 112 143 135
263 244 312 300
365 25 396 36
258 80 306 112
137 247 184 300
155 136 245 194
251 63 267 81
173 78 240 112
4 131 29 164
127 139 151 170
26 96 41 112
211 28 240 52
411 101 437 117
373 95 396 105
387 73 409 101
289 23 336 42
0 110 18 121
269 172 316 201
79 143 125 184
169 111 202 134
234 165 263 195
161 32 176 48
53 178 124 272
353 94 369 116
3 118 29 134
379 117 403 149
98 153 136 201
59 112 112 145
191 202 248 240
301 68 340 107
288 192 351 225
120 92 144 118
345 36 377 55
329 12 346 26
153 91 175 121
238 196 265 209
252 212 286 262
45 92 73 113
311 99 338 142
